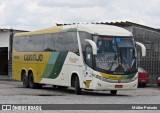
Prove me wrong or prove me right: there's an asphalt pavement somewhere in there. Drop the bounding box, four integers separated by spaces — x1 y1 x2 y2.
0 75 160 113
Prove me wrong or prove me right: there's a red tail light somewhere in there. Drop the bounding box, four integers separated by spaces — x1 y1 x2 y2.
138 72 148 78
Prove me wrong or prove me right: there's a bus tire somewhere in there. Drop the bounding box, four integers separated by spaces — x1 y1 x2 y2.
22 73 29 88
57 86 68 89
75 76 82 95
53 85 68 89
110 90 117 95
28 73 41 89
53 85 58 89
141 83 146 87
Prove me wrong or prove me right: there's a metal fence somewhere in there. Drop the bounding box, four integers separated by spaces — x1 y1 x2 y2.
133 26 160 84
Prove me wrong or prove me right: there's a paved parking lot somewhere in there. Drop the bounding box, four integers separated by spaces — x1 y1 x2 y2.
0 76 160 113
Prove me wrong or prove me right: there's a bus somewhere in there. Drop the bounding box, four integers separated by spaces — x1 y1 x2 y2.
12 24 146 95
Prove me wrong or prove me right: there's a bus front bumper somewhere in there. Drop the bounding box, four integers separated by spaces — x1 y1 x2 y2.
91 77 138 90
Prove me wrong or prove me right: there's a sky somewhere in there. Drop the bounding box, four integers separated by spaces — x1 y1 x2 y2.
0 0 160 31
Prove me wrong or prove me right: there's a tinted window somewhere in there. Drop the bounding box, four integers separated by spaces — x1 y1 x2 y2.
34 34 45 51
86 46 93 67
26 35 35 51
66 32 79 54
44 34 55 51
79 32 92 51
14 33 68 52
19 36 27 51
55 33 66 51
13 37 20 51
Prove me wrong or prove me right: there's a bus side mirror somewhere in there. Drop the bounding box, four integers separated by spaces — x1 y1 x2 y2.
136 41 146 57
85 39 97 55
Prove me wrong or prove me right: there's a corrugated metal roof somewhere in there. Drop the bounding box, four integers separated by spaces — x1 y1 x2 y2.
95 21 160 33
56 21 160 33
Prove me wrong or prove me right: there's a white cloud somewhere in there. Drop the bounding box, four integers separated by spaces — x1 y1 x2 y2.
0 3 6 24
0 0 159 30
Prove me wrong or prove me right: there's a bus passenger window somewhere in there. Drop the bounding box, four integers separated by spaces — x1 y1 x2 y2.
66 32 79 54
44 34 55 51
19 36 27 51
55 33 66 51
13 37 20 51
26 36 35 51
34 35 45 51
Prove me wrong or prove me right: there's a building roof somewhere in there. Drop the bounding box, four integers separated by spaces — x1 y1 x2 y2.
56 21 160 33
96 21 160 32
16 24 132 37
0 28 28 32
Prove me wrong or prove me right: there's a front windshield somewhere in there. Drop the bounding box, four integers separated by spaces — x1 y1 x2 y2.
93 36 136 74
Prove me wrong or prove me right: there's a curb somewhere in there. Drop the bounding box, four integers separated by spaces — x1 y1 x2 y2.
0 75 12 81
0 79 13 81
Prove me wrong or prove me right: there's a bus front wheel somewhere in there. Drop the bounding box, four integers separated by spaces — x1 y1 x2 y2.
75 76 82 95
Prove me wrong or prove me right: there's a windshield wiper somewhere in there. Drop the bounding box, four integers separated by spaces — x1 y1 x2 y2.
108 52 117 71
114 52 117 60
119 50 130 71
119 51 122 65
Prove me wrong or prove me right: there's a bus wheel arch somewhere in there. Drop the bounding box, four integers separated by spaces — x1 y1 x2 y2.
71 73 77 87
71 73 82 95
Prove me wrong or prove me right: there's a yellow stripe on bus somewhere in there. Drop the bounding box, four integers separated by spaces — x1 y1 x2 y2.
100 72 121 80
15 26 63 36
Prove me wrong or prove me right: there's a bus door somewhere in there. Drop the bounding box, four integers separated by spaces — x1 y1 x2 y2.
84 45 93 88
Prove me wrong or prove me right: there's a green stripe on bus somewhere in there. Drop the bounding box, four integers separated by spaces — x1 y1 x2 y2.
42 52 68 79
42 52 59 78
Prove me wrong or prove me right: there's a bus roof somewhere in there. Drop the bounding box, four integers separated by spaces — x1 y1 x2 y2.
15 24 132 37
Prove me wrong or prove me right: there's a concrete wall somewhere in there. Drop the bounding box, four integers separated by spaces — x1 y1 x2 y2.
133 27 160 52
123 26 133 33
0 30 26 75
0 31 10 48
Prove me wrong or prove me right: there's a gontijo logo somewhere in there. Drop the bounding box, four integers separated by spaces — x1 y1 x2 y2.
24 54 43 61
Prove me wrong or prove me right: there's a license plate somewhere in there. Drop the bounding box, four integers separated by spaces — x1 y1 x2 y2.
115 85 123 88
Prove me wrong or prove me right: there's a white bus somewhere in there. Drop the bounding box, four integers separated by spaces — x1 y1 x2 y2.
12 24 146 95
